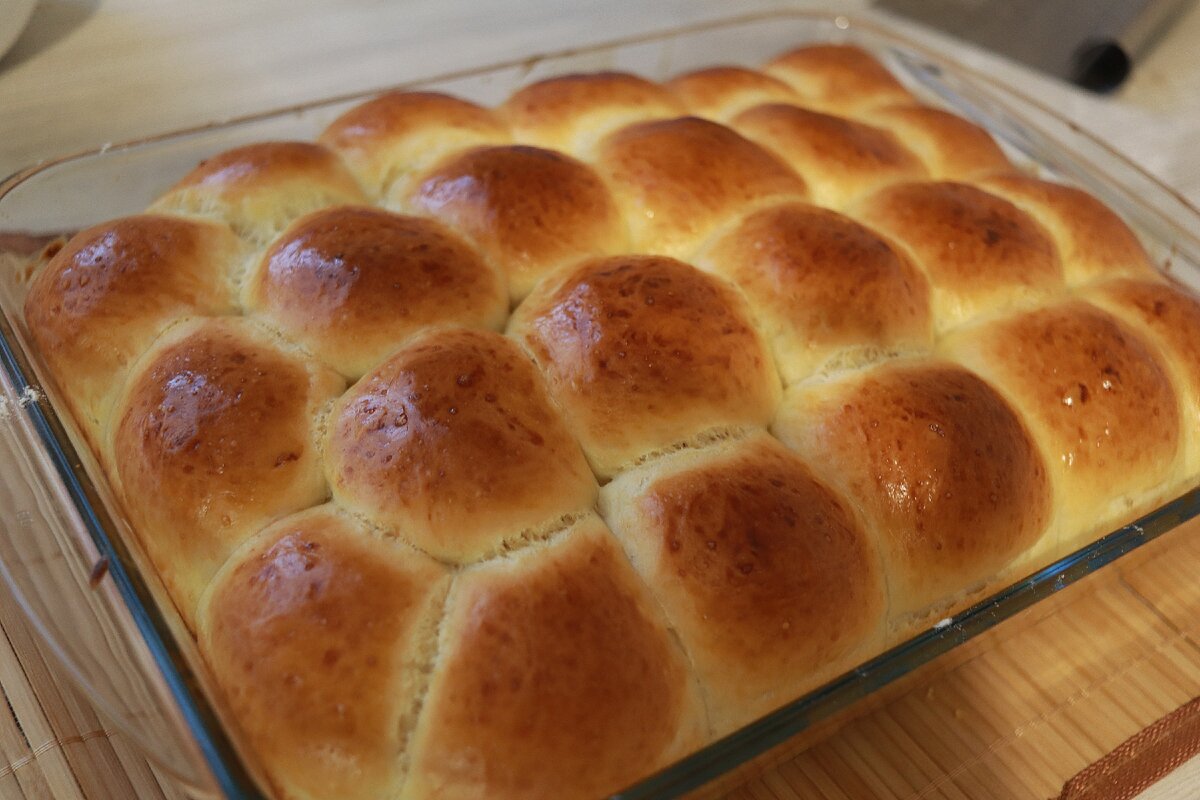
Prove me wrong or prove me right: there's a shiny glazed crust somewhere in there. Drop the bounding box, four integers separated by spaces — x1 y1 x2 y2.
22 41 1199 800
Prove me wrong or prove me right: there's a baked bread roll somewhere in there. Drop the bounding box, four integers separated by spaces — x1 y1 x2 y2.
108 317 345 627
695 201 932 384
508 254 781 478
319 91 511 197
980 175 1157 284
854 180 1064 331
396 144 628 299
773 360 1053 630
21 37 1194 800
403 514 706 800
324 327 596 562
857 104 1013 180
150 141 368 243
731 103 927 209
764 44 915 113
601 432 886 735
23 214 243 446
501 71 684 155
941 300 1182 546
198 505 448 800
594 116 807 258
244 205 507 378
1085 278 1200 478
666 66 799 121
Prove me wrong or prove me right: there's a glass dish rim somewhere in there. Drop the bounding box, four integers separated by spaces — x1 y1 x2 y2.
2 7 1200 799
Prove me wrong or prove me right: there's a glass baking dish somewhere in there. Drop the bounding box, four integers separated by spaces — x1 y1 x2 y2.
2 8 1200 799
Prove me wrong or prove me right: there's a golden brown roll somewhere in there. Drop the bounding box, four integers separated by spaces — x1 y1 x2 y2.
108 318 346 628
319 91 511 197
600 432 886 735
694 201 933 385
731 103 926 210
398 145 628 300
665 66 799 121
1081 278 1200 483
595 116 807 258
859 104 1013 180
508 254 781 478
980 175 1156 285
23 215 243 446
501 71 685 155
150 142 368 243
244 205 507 378
941 300 1182 546
773 360 1053 628
764 44 914 114
403 515 706 800
198 505 448 800
854 181 1064 331
324 327 597 562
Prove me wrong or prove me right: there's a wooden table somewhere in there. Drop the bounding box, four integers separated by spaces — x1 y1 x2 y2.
2 1 1200 798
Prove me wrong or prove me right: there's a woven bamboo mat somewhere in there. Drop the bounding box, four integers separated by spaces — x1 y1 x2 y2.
0 520 1198 800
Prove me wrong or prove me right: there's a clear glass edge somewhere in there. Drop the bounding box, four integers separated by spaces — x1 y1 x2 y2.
0 7 1197 799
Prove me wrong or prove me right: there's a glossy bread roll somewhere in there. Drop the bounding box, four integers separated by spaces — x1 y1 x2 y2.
22 37 1195 800
595 116 807 257
732 103 927 209
854 180 1064 331
403 515 706 800
320 91 511 197
858 104 1013 180
108 317 345 627
501 71 685 155
198 505 448 800
508 254 781 477
150 141 368 243
1085 278 1200 478
942 300 1183 545
398 144 628 299
601 433 886 734
244 205 507 378
695 201 932 384
324 327 597 562
23 214 243 446
773 360 1053 629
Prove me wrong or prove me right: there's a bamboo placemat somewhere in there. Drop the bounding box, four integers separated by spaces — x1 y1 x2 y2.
0 519 1198 800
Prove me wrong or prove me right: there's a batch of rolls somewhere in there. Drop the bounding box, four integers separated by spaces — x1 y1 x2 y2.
23 43 1200 800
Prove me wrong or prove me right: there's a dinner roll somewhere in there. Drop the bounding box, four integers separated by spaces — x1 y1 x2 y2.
244 205 507 378
198 505 447 800
773 360 1053 630
731 103 926 209
1082 278 1200 483
601 432 886 734
858 104 1013 180
942 300 1182 546
324 327 596 562
980 175 1156 284
109 317 345 628
595 116 807 258
403 515 706 800
398 145 628 300
502 71 685 155
666 66 799 121
764 44 914 114
150 142 368 243
320 91 511 197
694 201 932 385
854 181 1064 331
508 254 781 478
23 214 242 446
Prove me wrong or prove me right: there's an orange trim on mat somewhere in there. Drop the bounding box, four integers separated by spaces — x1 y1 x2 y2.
1057 695 1200 800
